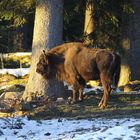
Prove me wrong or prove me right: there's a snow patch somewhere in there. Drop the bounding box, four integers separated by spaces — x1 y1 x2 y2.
0 117 140 140
0 68 30 77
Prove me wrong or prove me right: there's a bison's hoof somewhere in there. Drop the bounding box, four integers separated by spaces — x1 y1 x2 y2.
98 101 103 108
78 99 83 102
98 101 106 109
100 105 106 109
66 100 77 105
78 97 84 102
98 103 106 109
78 100 83 103
71 100 77 104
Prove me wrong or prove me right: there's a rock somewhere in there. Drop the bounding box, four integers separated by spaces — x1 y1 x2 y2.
0 92 23 112
44 132 51 136
0 91 22 100
56 98 65 103
124 84 133 92
130 80 140 85
58 118 62 122
123 81 140 92
20 102 32 111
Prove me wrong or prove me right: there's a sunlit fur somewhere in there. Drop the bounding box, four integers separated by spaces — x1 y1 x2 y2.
36 42 121 109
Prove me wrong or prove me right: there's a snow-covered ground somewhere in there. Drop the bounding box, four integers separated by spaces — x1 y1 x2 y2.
0 117 140 140
0 59 140 140
0 52 31 77
0 68 30 77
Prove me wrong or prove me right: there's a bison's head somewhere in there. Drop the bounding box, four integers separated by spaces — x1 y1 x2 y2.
36 50 55 79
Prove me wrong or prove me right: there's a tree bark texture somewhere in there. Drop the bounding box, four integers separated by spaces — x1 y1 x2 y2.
129 0 140 80
23 0 65 101
119 0 140 86
84 0 94 45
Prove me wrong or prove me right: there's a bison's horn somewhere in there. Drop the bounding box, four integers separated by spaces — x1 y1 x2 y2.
43 50 46 54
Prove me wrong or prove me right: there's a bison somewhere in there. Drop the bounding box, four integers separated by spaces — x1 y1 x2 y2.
36 42 121 109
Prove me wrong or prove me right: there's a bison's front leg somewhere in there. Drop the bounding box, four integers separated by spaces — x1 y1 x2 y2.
71 89 77 104
71 88 84 103
79 87 84 102
71 83 83 103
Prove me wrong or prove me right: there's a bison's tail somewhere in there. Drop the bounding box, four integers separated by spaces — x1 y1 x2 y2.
109 53 121 88
114 53 121 87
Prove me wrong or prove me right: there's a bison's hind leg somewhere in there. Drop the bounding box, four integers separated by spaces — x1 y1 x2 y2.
98 72 111 109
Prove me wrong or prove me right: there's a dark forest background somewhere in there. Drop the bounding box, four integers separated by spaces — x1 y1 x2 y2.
0 0 134 53
1 0 140 81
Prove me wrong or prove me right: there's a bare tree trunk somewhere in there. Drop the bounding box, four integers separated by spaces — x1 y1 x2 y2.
0 53 4 69
119 38 131 86
23 0 65 101
129 0 140 80
84 0 94 45
119 0 140 86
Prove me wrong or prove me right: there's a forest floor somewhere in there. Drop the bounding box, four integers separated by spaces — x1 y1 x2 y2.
0 74 140 119
0 74 140 139
26 92 140 120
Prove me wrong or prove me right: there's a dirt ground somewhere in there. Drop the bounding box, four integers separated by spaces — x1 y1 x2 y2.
26 92 140 120
0 74 140 119
1 91 137 120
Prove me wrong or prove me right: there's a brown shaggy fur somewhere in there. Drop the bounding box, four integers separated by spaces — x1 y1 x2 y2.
36 42 121 109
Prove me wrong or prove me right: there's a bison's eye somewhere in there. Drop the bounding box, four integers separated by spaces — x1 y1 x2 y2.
44 65 48 71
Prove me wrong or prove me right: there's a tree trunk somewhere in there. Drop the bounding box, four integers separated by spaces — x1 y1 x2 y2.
23 0 65 101
129 0 140 80
84 0 94 45
119 38 131 86
0 53 4 69
119 0 140 86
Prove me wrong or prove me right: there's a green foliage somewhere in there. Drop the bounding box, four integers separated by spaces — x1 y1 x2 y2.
63 0 85 42
0 55 31 68
2 58 20 68
0 0 35 53
0 0 134 53
64 0 134 52
0 0 35 27
91 0 134 51
0 27 14 53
